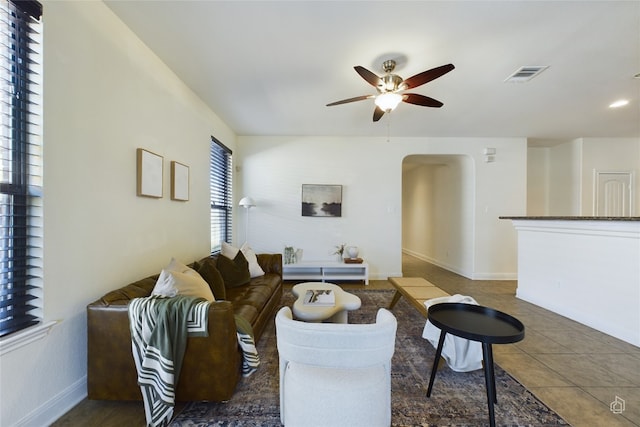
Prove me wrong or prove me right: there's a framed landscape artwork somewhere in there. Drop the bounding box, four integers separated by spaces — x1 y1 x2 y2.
301 184 342 217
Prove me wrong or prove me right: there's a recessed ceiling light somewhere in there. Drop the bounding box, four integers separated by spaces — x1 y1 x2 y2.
609 99 629 108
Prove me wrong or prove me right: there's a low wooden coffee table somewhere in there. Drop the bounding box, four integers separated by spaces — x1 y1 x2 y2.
388 277 450 318
291 282 361 323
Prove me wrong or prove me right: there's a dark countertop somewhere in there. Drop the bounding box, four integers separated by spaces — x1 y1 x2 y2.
499 216 640 221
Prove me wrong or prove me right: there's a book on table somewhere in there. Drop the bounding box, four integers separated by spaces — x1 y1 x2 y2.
303 289 336 306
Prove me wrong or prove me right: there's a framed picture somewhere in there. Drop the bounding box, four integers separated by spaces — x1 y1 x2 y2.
136 148 163 198
171 161 189 201
301 184 342 217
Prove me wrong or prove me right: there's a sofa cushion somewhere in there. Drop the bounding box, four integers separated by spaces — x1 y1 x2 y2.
217 251 251 288
195 257 227 300
225 272 282 324
151 257 215 301
222 242 265 278
240 243 265 278
221 241 239 259
152 270 215 303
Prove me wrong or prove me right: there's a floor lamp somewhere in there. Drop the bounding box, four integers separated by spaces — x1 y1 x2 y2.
239 196 256 243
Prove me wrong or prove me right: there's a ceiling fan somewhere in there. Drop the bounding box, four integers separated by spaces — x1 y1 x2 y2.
326 60 455 122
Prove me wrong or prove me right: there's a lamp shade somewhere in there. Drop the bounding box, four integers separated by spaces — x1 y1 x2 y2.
374 93 403 112
239 197 256 208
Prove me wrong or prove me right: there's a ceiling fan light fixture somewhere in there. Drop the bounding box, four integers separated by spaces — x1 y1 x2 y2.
375 92 403 111
326 60 454 122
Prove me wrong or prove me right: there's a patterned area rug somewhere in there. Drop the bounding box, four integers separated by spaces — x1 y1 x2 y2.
170 289 567 426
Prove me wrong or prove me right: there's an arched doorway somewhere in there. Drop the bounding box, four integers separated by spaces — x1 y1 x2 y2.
401 154 475 277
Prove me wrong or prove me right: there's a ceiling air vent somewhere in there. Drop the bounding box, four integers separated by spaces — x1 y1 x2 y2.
505 66 549 83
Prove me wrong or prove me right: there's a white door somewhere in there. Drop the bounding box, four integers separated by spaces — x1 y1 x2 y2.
594 171 634 216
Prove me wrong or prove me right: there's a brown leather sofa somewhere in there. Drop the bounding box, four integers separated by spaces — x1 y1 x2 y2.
87 253 282 402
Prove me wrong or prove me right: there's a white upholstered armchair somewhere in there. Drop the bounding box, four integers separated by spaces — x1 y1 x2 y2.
275 306 397 427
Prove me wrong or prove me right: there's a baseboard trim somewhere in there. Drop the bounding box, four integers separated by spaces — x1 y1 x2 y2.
402 248 472 278
471 272 518 280
15 376 86 427
401 249 516 280
370 272 403 280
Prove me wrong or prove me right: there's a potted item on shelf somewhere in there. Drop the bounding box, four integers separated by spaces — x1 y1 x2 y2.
333 244 345 262
284 246 296 264
344 246 363 264
346 246 359 259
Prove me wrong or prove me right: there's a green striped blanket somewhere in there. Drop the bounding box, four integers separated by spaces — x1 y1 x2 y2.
129 296 259 427
234 314 260 377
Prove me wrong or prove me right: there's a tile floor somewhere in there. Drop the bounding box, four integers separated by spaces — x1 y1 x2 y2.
398 253 640 427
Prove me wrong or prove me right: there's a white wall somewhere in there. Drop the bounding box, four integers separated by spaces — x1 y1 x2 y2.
527 138 640 216
235 136 404 279
0 2 233 426
403 162 440 263
580 137 640 215
402 163 436 257
237 136 527 280
526 147 549 215
548 139 582 215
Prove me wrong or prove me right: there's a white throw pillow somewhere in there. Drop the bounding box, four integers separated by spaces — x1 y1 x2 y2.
221 241 240 260
152 258 215 302
241 243 265 278
165 257 192 273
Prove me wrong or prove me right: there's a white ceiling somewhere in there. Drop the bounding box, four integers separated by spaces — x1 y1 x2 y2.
104 1 640 142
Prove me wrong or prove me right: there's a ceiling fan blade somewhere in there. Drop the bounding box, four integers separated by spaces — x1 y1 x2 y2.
402 64 455 89
402 93 444 108
326 95 374 106
373 106 385 122
354 66 381 88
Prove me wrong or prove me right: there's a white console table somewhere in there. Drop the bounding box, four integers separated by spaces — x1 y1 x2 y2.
283 261 369 285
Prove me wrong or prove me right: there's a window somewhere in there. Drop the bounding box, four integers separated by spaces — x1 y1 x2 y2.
210 136 232 253
0 0 43 338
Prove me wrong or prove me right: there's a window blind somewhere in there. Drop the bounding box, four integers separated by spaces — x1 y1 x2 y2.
0 0 43 337
210 136 232 253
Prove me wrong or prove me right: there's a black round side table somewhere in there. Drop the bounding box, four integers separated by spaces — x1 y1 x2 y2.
426 302 525 427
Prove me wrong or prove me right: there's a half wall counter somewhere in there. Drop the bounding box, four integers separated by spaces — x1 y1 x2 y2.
501 216 640 347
